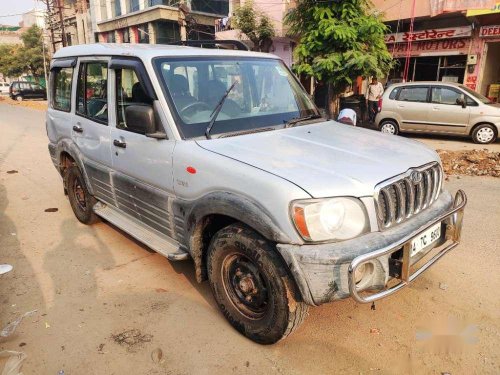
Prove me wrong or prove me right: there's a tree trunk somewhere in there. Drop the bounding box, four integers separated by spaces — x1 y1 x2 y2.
326 83 340 120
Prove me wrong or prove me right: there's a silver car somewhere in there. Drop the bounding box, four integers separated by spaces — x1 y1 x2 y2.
376 81 500 144
46 44 466 344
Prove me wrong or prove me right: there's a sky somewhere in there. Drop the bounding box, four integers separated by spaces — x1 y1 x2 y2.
0 0 43 26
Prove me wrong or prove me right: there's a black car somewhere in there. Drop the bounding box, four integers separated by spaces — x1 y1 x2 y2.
9 81 47 101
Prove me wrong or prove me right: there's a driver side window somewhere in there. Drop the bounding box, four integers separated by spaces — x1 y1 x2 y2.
115 68 152 132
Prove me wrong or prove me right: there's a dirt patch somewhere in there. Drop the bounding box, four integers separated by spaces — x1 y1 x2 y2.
438 149 500 177
0 96 47 111
111 329 152 352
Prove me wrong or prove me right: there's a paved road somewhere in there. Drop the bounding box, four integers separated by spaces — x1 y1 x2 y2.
0 103 499 374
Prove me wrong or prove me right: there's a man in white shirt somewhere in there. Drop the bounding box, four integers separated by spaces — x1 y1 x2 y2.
366 77 384 123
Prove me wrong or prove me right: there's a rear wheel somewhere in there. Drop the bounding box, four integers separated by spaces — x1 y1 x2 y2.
66 166 99 224
472 124 496 144
379 120 399 135
207 223 308 344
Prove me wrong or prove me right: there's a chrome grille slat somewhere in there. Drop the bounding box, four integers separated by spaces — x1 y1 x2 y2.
375 163 442 230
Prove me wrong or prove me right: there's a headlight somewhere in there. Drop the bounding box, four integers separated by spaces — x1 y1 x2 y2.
291 197 369 242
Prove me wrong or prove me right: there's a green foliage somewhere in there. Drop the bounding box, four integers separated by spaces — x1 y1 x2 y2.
234 1 276 52
0 25 48 80
285 0 393 91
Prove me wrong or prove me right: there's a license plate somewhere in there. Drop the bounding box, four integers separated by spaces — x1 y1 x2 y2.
410 222 441 257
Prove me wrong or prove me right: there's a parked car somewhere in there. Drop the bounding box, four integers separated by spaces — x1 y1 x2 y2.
376 81 500 144
0 82 10 95
46 44 467 344
9 81 47 101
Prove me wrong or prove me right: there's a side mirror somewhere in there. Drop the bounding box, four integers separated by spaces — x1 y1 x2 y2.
456 97 466 108
124 105 167 139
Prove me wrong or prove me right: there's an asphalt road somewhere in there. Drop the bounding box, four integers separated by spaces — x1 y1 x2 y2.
0 103 499 374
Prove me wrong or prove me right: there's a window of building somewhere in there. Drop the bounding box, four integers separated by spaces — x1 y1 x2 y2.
155 20 180 44
122 28 130 43
112 0 122 17
148 0 178 6
116 68 153 133
107 31 116 43
129 0 140 11
190 0 227 15
397 87 428 103
138 24 149 43
76 62 108 124
52 67 73 112
431 87 463 105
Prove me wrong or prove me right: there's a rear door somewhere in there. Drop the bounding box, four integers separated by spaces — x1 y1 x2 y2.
394 85 430 131
428 85 471 134
73 58 114 204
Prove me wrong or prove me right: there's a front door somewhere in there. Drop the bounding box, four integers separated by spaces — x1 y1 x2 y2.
109 66 177 238
427 86 471 134
393 85 430 131
73 58 114 204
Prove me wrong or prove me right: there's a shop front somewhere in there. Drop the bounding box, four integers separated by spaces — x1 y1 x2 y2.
475 24 500 102
385 26 472 84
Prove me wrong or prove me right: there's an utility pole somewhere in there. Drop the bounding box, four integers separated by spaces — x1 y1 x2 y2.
57 0 67 47
43 0 56 53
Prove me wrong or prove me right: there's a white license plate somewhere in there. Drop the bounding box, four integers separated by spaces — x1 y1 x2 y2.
410 222 442 257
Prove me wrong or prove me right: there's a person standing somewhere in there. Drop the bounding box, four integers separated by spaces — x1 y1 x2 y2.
366 77 384 123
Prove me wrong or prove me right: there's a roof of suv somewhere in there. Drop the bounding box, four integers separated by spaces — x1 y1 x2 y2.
53 43 280 60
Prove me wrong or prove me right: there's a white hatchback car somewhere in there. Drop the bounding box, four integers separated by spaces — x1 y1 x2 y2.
0 82 10 95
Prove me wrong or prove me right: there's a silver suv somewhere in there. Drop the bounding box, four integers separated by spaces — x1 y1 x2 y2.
376 81 500 144
47 44 466 344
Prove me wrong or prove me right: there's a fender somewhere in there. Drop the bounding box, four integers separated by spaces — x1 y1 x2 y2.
174 191 293 282
53 139 95 196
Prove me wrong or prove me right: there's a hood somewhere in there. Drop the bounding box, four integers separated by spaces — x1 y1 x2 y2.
196 122 440 198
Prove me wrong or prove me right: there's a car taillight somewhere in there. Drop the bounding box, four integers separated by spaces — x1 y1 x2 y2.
378 98 383 111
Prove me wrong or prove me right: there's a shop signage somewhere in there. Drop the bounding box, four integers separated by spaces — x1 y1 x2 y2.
431 0 496 17
385 26 472 43
480 25 500 38
388 38 471 58
466 2 500 16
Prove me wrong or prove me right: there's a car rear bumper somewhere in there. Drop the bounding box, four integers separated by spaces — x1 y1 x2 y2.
276 190 466 306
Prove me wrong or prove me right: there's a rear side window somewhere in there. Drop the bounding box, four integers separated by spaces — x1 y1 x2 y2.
52 68 73 112
389 87 401 99
76 62 108 124
397 87 428 103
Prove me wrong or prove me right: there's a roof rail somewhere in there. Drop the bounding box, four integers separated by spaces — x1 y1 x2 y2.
170 40 249 51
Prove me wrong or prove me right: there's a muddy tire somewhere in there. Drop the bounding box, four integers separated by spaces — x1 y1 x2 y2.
207 223 308 344
66 166 99 224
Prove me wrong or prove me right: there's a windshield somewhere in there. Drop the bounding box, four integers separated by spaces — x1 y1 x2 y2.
459 84 493 104
154 57 319 139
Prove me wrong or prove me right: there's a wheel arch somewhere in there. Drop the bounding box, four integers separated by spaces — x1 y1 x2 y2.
178 192 292 283
378 117 400 129
55 140 94 195
469 121 498 137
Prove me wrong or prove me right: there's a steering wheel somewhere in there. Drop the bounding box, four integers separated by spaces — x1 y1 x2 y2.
180 101 211 117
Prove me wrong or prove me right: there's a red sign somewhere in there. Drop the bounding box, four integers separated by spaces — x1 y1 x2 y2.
388 38 470 58
385 26 472 43
480 25 500 37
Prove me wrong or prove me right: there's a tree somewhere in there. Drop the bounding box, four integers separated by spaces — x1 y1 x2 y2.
0 25 48 81
285 0 393 117
234 1 275 52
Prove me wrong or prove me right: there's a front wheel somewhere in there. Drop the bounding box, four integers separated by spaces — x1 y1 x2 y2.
379 120 399 135
207 224 308 344
15 95 23 102
472 124 497 144
66 166 99 224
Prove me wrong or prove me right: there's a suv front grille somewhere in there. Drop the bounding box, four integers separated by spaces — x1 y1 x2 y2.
375 163 442 229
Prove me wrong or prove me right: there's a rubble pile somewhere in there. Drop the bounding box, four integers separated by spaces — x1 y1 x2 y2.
437 149 500 178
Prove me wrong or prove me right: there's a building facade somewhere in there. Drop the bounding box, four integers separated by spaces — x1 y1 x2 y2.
89 0 227 45
214 0 295 66
373 0 500 101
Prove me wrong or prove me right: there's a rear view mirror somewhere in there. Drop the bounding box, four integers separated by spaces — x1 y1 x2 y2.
124 105 166 139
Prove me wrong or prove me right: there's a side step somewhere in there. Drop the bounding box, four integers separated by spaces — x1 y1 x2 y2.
93 202 190 261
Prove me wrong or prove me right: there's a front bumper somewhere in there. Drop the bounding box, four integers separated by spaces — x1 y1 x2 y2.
276 190 467 306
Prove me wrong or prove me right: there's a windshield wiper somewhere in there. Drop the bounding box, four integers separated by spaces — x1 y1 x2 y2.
284 114 322 128
205 82 237 139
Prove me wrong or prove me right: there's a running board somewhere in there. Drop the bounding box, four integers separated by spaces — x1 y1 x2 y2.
93 202 189 261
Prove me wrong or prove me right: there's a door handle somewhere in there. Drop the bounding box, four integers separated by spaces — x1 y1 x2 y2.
113 139 126 148
72 125 83 133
